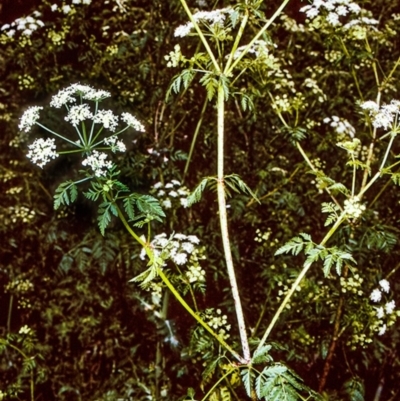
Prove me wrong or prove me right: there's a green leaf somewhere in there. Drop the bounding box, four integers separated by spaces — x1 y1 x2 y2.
54 181 78 209
224 174 259 203
275 233 313 256
123 193 165 223
240 368 256 398
252 345 272 365
187 177 212 206
199 73 219 101
97 201 117 235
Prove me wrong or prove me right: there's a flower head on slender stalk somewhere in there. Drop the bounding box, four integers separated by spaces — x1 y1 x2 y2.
82 150 113 177
65 104 93 125
19 106 43 132
27 137 58 168
121 112 145 132
361 99 400 130
93 110 119 131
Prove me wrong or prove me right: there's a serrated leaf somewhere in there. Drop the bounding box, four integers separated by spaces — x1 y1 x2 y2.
97 201 115 235
224 174 259 203
200 73 219 101
252 345 272 365
187 177 212 206
240 368 255 398
54 181 78 209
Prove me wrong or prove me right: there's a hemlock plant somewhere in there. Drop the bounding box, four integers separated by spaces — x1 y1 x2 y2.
1 0 400 400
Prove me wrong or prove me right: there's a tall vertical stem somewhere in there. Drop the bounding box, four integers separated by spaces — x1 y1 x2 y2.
217 82 250 362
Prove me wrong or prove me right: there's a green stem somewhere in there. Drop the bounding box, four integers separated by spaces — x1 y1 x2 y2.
114 203 146 248
178 0 221 73
224 9 249 74
255 211 347 355
157 268 245 363
113 203 244 362
227 0 290 75
217 83 251 362
200 366 236 401
36 122 84 148
351 154 356 197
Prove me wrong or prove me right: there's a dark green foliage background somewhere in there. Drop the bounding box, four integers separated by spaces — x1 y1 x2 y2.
1 0 400 400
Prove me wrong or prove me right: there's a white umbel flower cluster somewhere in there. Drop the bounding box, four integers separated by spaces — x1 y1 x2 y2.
361 99 400 130
369 279 397 336
1 11 44 37
27 138 58 168
50 84 111 108
104 136 126 152
186 265 206 283
121 112 146 132
344 196 366 219
65 104 93 125
174 7 234 37
301 0 361 27
323 115 356 138
204 308 231 340
19 106 43 132
93 109 119 131
82 150 113 177
140 232 200 267
152 180 190 209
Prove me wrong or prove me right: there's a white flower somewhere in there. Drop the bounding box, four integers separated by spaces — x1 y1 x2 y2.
187 235 200 244
361 100 379 113
171 179 181 186
82 150 113 177
50 88 77 108
62 5 72 14
193 8 232 25
65 104 93 125
154 182 163 189
326 12 340 26
347 3 361 14
186 265 206 283
172 252 187 265
375 306 385 319
181 242 194 254
51 3 58 10
93 110 119 131
379 279 390 293
104 136 126 152
180 198 188 208
83 89 111 101
169 190 178 198
19 325 32 335
336 5 348 16
19 106 43 132
378 324 387 336
162 199 172 209
121 112 145 132
385 300 396 314
27 138 58 168
174 22 193 37
362 99 400 130
370 288 382 303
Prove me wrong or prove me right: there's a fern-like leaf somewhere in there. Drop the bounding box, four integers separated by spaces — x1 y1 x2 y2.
275 233 313 256
224 174 259 203
54 181 78 209
97 201 117 235
187 177 212 206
